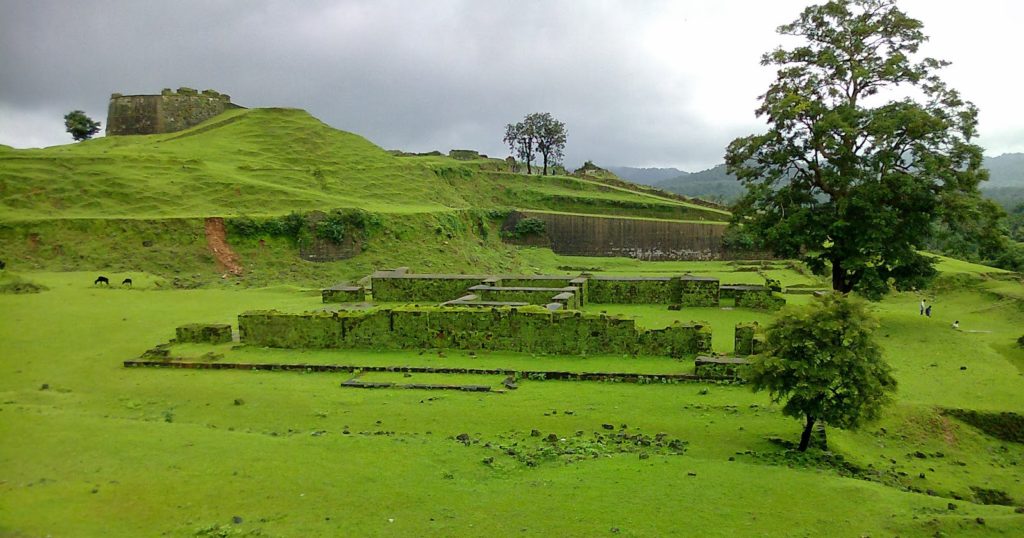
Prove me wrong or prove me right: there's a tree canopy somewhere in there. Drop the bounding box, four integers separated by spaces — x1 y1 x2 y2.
725 0 988 298
503 112 567 176
64 110 101 142
745 293 897 451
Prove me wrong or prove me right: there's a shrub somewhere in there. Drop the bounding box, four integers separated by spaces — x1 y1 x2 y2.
512 217 546 238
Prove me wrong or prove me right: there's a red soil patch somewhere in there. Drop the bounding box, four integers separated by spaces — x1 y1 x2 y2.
204 217 243 275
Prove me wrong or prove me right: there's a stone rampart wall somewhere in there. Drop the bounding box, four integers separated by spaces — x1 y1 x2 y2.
107 88 238 136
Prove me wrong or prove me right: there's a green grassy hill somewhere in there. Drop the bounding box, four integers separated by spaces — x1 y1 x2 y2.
0 107 728 285
0 107 724 221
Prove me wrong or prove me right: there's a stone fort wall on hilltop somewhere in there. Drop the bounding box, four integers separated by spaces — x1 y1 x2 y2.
106 87 242 136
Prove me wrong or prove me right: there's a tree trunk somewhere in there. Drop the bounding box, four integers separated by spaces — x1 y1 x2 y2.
831 259 853 293
526 159 532 175
542 153 549 176
798 415 816 452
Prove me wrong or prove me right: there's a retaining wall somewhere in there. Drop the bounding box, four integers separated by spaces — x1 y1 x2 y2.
512 211 728 260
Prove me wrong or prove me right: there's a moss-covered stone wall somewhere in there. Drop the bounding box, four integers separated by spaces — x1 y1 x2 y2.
587 276 719 305
322 285 365 303
176 323 232 344
733 322 765 356
472 285 580 309
588 276 677 304
371 274 487 302
238 306 711 358
735 288 786 311
678 276 720 307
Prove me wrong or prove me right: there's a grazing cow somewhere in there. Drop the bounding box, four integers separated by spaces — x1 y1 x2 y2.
94 276 109 286
122 278 133 287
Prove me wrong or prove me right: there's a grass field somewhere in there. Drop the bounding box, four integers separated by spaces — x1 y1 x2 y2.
2 106 1023 536
1 266 1022 537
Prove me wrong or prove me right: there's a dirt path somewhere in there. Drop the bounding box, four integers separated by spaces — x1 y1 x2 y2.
204 217 243 275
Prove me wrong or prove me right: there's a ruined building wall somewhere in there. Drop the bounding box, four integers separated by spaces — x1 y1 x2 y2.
106 88 240 136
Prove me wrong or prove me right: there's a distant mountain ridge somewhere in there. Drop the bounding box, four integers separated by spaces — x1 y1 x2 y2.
603 166 688 186
606 153 1024 207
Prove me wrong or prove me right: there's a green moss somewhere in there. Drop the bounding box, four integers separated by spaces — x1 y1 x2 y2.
175 323 232 344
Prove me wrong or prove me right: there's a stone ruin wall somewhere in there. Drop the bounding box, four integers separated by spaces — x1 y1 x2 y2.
106 87 240 136
507 211 729 261
238 306 712 358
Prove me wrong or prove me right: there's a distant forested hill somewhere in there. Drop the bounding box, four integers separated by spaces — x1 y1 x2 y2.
980 153 1024 209
645 153 1024 208
652 164 745 204
603 166 688 186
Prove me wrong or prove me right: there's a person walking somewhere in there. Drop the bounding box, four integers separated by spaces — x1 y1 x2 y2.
925 304 932 318
920 298 927 315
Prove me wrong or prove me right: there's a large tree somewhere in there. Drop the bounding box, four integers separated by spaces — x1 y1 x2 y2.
725 0 987 298
526 112 567 176
746 293 897 451
64 110 101 142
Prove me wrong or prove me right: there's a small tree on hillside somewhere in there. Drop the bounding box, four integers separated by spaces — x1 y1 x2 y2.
526 112 567 176
64 110 101 141
503 120 536 175
745 293 896 451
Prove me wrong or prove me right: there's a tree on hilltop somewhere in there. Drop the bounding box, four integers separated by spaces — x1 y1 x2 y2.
503 112 567 176
527 112 567 176
745 293 896 451
725 0 988 298
64 110 101 142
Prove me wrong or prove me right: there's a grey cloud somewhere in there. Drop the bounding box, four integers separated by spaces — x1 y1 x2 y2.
1 0 1019 168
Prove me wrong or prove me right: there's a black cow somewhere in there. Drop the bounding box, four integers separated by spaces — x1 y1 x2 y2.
94 276 109 286
122 278 133 287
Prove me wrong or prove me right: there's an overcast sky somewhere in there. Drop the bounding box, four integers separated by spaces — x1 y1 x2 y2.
1 0 1021 171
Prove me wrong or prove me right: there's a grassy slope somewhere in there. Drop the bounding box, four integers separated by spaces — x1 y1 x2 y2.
0 108 724 222
1 267 1022 536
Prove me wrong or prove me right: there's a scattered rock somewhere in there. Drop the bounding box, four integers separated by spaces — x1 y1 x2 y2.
233 398 244 406
947 503 957 511
39 384 49 391
975 517 985 525
602 424 614 430
960 366 967 371
687 472 697 477
456 433 470 444
531 429 540 437
546 433 558 443
232 516 243 524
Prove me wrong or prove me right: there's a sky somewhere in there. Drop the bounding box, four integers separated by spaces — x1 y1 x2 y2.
1 0 1021 172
